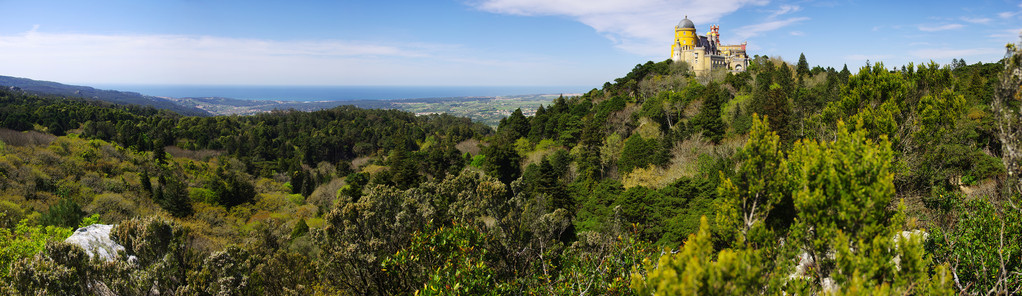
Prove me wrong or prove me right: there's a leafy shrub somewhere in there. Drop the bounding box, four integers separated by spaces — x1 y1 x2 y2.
0 221 72 282
40 198 84 228
967 150 1005 182
930 198 1022 293
84 193 136 223
188 187 216 203
0 200 24 229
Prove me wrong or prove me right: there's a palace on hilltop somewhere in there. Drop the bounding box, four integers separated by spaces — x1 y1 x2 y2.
670 16 749 76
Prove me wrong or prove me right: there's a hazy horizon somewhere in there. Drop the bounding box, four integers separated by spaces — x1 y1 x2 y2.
91 84 591 101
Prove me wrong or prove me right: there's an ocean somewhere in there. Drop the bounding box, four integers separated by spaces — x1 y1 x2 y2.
93 85 590 101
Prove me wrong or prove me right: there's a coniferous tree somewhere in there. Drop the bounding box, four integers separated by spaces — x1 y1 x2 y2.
694 82 728 143
140 169 152 197
160 174 193 217
796 53 810 81
389 148 419 190
499 108 531 140
482 136 521 185
536 159 570 213
839 64 851 83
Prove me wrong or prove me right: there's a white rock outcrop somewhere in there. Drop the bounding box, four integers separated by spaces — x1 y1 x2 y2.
64 224 126 262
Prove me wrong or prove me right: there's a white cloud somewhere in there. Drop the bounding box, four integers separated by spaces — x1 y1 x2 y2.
731 17 810 40
789 31 805 36
960 16 992 24
472 0 769 56
910 48 1002 59
768 5 801 19
0 29 588 86
918 23 964 32
987 28 1022 40
994 3 1022 19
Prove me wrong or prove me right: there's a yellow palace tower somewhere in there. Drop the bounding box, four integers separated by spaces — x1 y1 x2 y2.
670 16 749 76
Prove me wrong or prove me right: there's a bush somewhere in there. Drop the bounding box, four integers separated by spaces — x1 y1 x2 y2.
85 193 137 223
39 198 84 228
967 150 1005 182
0 200 24 229
930 198 1022 293
188 187 216 203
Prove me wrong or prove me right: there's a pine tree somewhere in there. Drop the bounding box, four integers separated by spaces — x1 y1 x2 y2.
796 53 810 80
157 172 193 217
839 64 851 83
140 169 152 197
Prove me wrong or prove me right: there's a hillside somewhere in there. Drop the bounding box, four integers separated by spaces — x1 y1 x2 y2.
1 46 1021 294
170 93 568 127
0 75 210 116
0 75 570 126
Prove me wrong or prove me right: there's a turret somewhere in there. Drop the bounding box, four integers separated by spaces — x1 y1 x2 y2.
710 25 720 45
671 15 698 60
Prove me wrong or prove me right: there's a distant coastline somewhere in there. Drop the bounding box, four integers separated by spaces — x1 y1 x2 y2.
91 85 590 101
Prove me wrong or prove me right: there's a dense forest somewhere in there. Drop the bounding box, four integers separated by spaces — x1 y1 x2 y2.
1 42 1021 295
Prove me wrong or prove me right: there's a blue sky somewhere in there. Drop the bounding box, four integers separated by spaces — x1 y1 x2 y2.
0 0 1019 88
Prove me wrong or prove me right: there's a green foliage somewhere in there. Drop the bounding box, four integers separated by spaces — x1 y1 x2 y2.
78 213 101 228
40 198 85 228
930 199 1022 293
469 154 485 168
386 148 420 190
184 245 255 295
815 63 909 140
693 82 728 142
110 216 188 267
499 108 531 140
157 171 194 217
616 186 663 241
513 137 532 156
385 224 499 295
0 221 72 280
722 93 753 134
482 136 521 185
139 169 152 197
715 115 791 247
317 184 410 295
338 172 370 200
618 134 667 174
914 88 965 139
573 179 625 233
797 53 810 79
188 187 217 203
290 219 309 240
632 217 766 295
9 241 92 295
657 177 717 244
787 120 898 279
0 200 24 229
208 166 255 208
634 119 953 294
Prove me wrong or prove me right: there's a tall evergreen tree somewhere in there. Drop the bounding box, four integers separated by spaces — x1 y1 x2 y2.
840 64 851 83
499 108 531 140
796 53 810 80
482 136 521 185
140 169 152 197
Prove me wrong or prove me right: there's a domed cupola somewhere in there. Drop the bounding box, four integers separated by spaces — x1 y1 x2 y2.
677 16 695 29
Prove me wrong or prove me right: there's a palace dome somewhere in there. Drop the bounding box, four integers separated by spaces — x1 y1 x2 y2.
677 17 695 29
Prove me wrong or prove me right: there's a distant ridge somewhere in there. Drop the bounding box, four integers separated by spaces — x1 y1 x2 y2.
0 75 211 116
